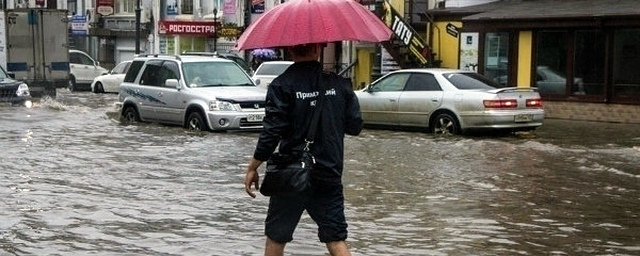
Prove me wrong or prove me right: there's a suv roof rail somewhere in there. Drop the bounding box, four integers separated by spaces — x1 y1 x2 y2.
181 51 220 57
135 54 182 61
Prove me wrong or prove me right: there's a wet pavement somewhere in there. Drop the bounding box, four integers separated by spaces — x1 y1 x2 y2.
0 90 639 255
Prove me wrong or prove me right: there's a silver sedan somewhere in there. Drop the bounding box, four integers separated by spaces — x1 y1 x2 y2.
355 69 545 135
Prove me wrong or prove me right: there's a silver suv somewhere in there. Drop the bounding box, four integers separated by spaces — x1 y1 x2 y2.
116 54 267 131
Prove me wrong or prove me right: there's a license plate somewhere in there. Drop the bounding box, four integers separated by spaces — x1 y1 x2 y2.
247 114 264 122
514 114 533 123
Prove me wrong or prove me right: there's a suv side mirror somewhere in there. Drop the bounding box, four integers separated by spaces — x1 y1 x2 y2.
254 78 261 86
166 79 180 89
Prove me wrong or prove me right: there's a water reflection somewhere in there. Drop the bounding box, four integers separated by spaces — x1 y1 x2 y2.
0 91 639 255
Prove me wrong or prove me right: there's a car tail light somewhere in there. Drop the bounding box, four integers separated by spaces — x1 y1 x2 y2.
483 99 517 108
526 98 543 108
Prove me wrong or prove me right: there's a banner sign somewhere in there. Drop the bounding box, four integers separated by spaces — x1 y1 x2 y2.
71 15 88 36
224 0 236 14
252 0 265 14
158 21 219 35
385 2 428 65
446 23 459 38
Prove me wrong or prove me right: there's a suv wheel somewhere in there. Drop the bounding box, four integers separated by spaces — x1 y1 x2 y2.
187 112 208 131
68 76 76 92
122 106 140 124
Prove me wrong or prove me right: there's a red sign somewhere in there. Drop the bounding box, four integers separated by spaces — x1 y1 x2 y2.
97 0 115 16
158 21 219 35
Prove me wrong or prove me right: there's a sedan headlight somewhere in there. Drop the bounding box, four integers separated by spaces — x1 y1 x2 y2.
16 83 30 97
209 100 236 111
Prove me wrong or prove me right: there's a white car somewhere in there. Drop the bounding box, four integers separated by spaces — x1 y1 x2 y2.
356 69 545 135
91 60 132 93
251 61 293 89
69 49 109 91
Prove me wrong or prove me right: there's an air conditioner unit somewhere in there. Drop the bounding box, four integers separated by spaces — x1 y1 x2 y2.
141 8 151 23
86 8 99 24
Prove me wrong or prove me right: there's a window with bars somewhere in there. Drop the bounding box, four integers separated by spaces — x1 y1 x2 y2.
115 0 136 14
182 0 193 14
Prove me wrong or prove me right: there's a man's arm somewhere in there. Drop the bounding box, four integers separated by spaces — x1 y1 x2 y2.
253 80 291 161
244 157 263 198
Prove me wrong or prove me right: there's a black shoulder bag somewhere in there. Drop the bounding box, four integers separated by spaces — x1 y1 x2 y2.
259 74 327 197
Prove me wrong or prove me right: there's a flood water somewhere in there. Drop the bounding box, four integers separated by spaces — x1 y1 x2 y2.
1 90 639 256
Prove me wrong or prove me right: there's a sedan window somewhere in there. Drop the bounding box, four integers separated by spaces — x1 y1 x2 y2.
111 62 129 74
371 73 410 92
443 72 501 90
255 63 291 76
404 73 441 91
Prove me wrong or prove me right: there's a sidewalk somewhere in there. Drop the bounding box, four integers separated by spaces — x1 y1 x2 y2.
534 118 640 147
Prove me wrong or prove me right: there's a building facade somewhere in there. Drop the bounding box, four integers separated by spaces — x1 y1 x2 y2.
424 0 640 123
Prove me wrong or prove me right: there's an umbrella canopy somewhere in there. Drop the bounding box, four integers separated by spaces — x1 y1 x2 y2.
251 48 278 59
236 0 393 50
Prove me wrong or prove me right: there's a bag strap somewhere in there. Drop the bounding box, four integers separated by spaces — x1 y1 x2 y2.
303 72 328 152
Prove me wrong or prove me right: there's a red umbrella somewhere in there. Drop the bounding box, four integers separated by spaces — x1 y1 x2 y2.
236 0 392 50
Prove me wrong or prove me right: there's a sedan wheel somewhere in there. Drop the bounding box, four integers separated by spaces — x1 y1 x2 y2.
122 106 140 125
94 82 104 93
432 113 460 135
187 112 208 131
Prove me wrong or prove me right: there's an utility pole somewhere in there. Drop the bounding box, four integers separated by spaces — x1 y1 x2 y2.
243 0 252 64
213 8 218 52
135 0 141 54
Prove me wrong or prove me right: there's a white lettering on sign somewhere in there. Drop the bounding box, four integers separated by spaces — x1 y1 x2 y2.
167 24 215 34
391 15 412 46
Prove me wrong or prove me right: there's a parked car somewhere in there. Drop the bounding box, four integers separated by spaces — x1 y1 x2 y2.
91 60 132 93
355 69 545 135
251 61 294 89
116 54 267 131
69 49 109 92
0 65 31 107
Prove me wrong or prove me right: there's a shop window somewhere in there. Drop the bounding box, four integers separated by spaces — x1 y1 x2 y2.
613 29 640 102
182 0 193 14
179 36 206 53
116 0 136 14
574 30 605 96
483 32 509 86
535 31 570 95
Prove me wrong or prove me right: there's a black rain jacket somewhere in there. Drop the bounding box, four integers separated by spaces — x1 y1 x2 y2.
252 61 363 181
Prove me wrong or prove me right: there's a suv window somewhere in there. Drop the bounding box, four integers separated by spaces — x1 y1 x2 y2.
160 61 180 87
70 52 94 65
124 61 145 82
140 60 163 86
182 62 253 87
